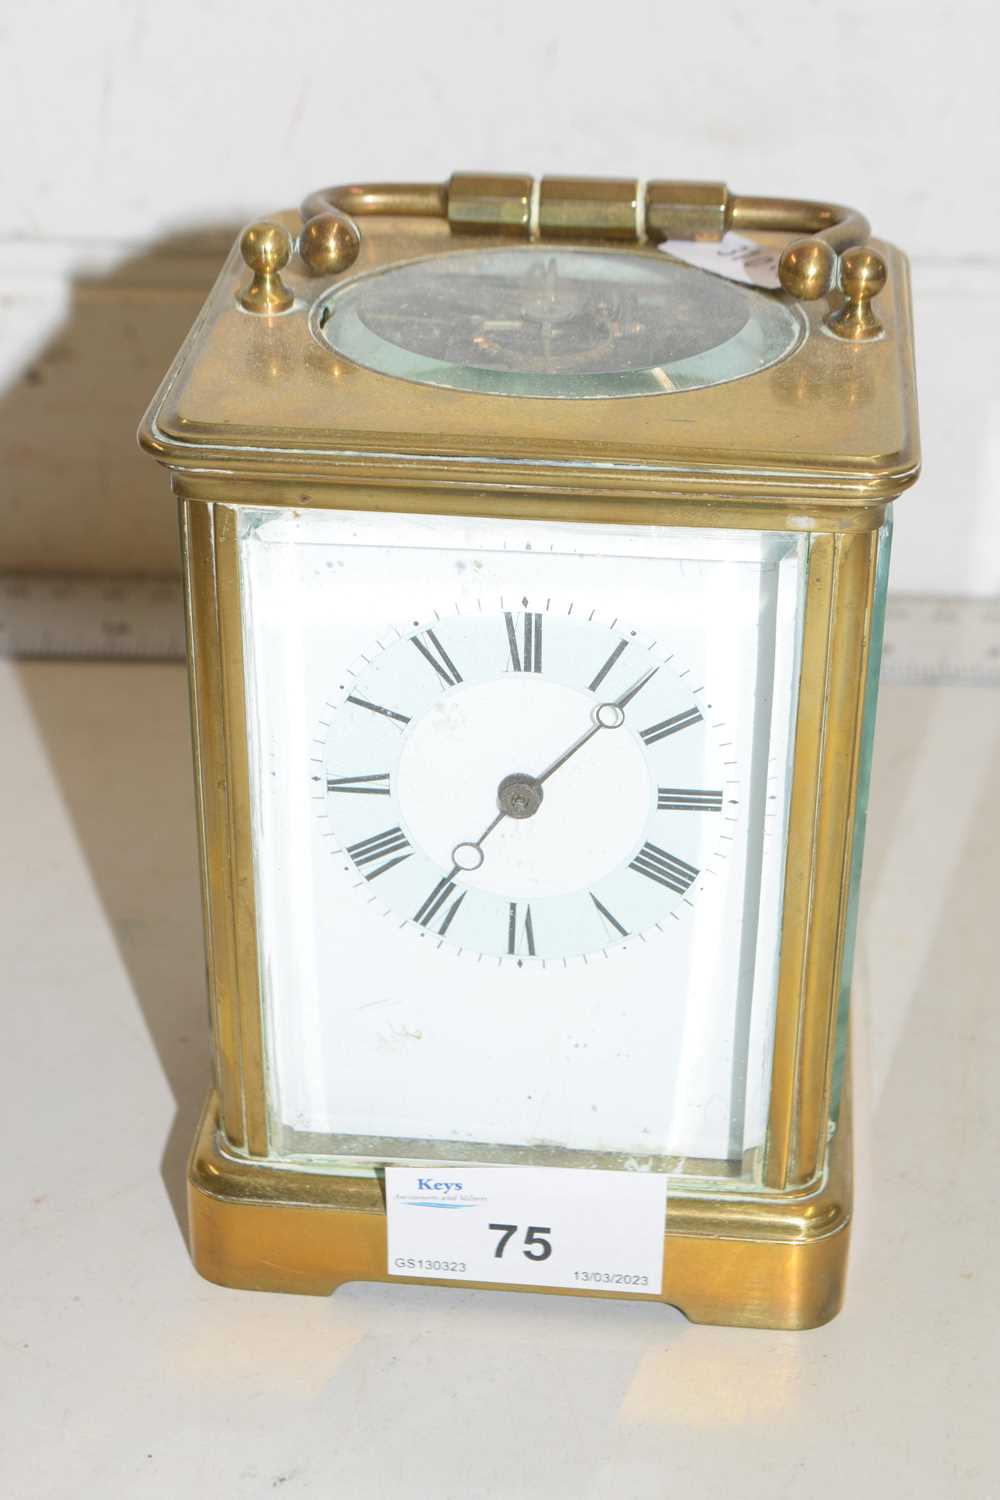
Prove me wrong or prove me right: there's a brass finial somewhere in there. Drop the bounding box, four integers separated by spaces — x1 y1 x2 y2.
778 238 837 300
238 222 294 314
298 210 362 276
826 246 887 340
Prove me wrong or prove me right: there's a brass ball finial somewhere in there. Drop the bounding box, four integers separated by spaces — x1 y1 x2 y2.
298 210 362 277
840 246 887 304
778 237 837 300
826 245 888 341
238 221 294 314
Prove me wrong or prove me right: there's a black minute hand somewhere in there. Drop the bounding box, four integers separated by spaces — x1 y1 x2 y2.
614 665 659 709
535 665 659 785
536 722 602 785
446 664 660 875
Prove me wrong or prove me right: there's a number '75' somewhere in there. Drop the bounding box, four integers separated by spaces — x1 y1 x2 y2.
489 1223 553 1261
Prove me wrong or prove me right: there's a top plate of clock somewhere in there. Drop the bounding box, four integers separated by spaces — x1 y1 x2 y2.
140 180 919 506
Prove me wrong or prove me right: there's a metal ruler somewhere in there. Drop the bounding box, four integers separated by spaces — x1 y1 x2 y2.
1 574 999 685
0 575 186 661
881 595 1000 686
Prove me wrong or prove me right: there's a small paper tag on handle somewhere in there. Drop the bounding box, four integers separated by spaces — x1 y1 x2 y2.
660 230 782 290
386 1165 667 1295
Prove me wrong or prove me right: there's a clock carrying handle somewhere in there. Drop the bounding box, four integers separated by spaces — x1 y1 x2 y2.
299 175 886 335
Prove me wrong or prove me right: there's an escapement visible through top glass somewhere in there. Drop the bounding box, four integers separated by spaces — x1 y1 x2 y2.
313 247 804 399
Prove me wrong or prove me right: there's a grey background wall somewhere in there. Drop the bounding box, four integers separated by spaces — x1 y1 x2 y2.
2 1 996 593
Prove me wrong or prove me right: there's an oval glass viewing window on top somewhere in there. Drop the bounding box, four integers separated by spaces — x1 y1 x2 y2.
314 246 804 399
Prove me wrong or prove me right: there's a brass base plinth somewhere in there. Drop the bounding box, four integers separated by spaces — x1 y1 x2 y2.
187 1093 851 1330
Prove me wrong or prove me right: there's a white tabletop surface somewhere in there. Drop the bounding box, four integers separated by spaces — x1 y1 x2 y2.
2 659 998 1499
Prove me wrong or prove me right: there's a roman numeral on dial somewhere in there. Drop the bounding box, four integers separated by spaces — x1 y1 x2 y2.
639 707 702 745
346 695 411 725
412 629 462 688
505 611 543 673
590 893 628 937
588 639 627 693
347 827 412 880
414 877 466 936
657 787 723 812
628 842 699 894
507 901 536 956
326 772 390 795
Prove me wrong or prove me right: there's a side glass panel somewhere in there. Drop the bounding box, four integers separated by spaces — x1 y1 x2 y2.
236 508 806 1186
830 512 893 1123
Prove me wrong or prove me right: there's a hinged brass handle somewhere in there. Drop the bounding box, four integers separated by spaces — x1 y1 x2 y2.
293 176 886 340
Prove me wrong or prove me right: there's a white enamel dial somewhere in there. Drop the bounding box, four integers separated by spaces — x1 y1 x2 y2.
320 607 730 963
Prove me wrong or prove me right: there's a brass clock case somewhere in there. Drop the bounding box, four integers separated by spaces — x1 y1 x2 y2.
140 176 917 511
139 174 919 1329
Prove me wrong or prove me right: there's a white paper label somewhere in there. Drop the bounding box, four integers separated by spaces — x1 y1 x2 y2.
386 1166 667 1294
661 231 781 289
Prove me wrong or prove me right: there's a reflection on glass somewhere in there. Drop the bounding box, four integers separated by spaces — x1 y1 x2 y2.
315 247 803 399
237 507 807 1184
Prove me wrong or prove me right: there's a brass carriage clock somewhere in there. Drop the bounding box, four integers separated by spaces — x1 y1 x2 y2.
140 174 918 1328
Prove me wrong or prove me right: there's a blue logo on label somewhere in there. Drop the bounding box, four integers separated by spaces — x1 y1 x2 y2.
398 1177 474 1209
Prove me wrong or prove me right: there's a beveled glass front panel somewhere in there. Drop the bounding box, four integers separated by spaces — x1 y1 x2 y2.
234 506 807 1184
